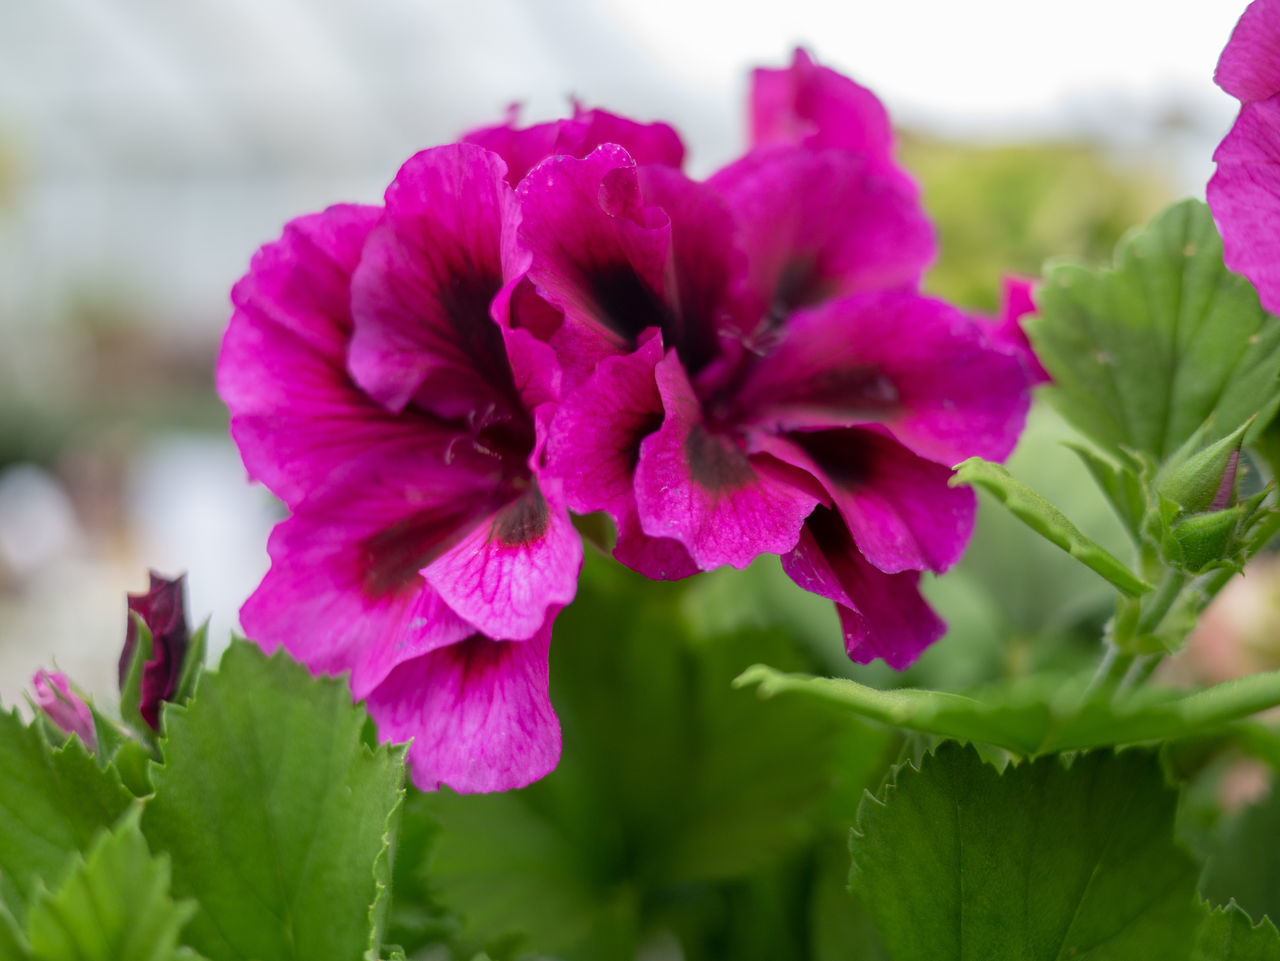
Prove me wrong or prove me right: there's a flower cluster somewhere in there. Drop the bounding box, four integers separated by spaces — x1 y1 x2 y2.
219 51 1034 793
1210 0 1280 314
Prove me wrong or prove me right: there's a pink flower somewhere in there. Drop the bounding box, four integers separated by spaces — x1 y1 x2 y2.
120 571 190 730
1209 0 1280 314
32 670 96 750
534 54 1031 667
219 144 583 792
980 276 1050 386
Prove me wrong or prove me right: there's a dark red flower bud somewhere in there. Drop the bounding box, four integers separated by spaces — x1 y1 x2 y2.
119 571 190 730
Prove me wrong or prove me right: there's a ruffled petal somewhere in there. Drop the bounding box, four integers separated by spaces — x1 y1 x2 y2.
424 482 583 640
634 351 819 569
516 144 675 386
782 508 946 668
1210 95 1280 317
543 333 697 578
750 49 895 165
735 291 1031 465
760 427 976 574
1217 0 1280 103
219 204 447 509
365 618 560 793
463 104 685 186
348 143 522 423
241 507 477 703
709 147 934 337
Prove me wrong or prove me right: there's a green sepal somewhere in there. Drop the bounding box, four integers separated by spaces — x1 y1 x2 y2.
735 664 1280 756
171 618 207 708
1168 506 1249 574
119 613 156 741
951 457 1152 596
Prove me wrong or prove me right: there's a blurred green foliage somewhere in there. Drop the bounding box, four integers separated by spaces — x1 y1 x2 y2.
901 135 1173 312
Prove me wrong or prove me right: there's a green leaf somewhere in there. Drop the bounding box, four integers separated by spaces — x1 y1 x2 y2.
25 810 200 961
1194 903 1280 961
1202 786 1280 930
1029 199 1280 463
0 901 31 961
850 744 1200 961
0 710 133 922
951 457 1152 596
735 665 1280 756
140 641 406 961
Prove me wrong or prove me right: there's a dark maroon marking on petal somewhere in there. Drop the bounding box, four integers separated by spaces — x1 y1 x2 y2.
628 412 666 470
588 263 673 346
786 365 899 418
362 508 480 599
769 256 834 324
440 265 514 384
793 429 871 487
493 486 551 546
685 425 755 491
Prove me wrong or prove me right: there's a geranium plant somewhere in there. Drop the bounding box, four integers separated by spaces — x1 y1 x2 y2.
8 4 1280 959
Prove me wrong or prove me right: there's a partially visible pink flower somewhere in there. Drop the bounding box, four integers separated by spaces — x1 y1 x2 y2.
1209 0 1280 314
981 276 1049 385
119 571 190 731
219 143 580 791
32 670 96 749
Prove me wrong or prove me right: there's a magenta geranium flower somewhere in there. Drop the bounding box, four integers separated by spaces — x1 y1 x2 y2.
1210 0 1280 314
219 143 583 792
533 55 1031 666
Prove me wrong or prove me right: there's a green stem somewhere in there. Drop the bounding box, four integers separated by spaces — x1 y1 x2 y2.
1178 669 1280 728
1136 569 1190 635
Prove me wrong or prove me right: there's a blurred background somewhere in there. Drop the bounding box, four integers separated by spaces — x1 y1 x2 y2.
0 0 1255 707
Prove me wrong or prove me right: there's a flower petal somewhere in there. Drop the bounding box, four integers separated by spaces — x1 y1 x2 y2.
219 204 444 508
735 291 1031 465
634 351 819 569
543 333 698 578
348 143 522 423
463 104 685 186
1217 0 1280 103
241 498 481 702
761 427 976 574
782 508 945 669
516 143 675 386
424 482 583 640
983 275 1050 385
365 620 559 793
1210 95 1280 317
750 49 895 165
709 147 934 336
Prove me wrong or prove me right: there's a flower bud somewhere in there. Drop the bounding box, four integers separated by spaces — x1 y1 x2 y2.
1156 419 1251 515
119 571 190 730
31 670 96 749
